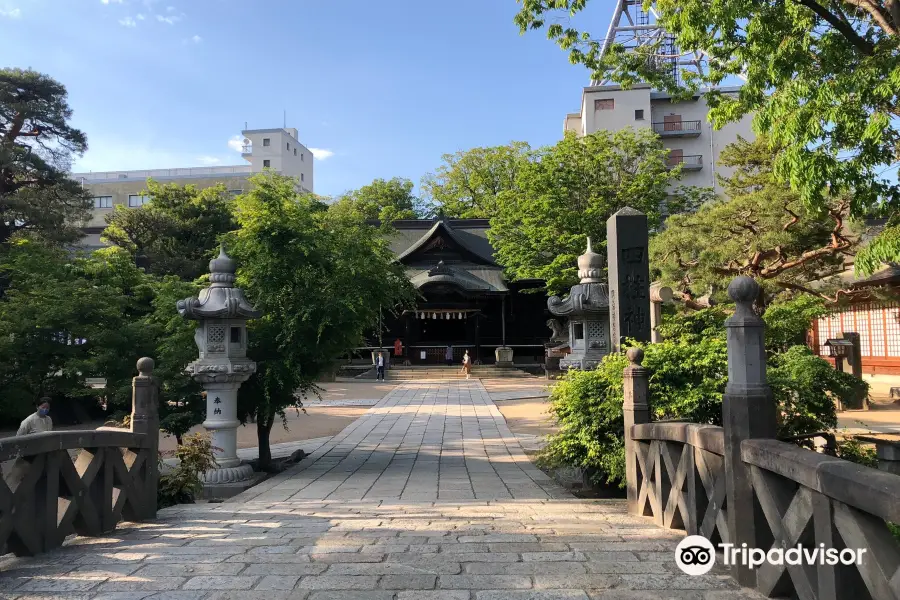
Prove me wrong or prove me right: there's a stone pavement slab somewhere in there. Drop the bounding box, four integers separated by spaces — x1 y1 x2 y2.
0 381 762 599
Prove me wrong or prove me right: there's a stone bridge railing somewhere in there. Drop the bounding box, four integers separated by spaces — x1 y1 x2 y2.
624 277 900 600
0 358 159 557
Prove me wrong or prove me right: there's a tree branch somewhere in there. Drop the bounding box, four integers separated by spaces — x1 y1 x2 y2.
845 0 899 37
795 0 876 54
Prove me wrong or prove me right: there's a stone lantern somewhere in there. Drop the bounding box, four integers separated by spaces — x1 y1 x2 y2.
177 246 261 486
547 239 611 370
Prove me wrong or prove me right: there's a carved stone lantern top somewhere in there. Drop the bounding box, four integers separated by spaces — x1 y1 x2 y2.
176 246 262 322
577 237 604 284
547 239 610 318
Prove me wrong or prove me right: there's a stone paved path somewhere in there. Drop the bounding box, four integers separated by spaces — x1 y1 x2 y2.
0 381 762 600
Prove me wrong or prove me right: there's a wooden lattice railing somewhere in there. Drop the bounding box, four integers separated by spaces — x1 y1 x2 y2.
0 358 159 557
623 277 900 600
631 422 729 545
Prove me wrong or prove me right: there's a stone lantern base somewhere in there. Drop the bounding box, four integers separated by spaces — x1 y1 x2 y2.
200 463 265 500
495 346 514 368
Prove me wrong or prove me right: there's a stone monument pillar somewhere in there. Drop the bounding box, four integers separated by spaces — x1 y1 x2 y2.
607 207 651 352
177 246 262 486
547 239 611 370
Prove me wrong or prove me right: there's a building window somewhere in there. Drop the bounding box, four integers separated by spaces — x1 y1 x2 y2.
128 194 151 207
574 323 584 340
635 109 644 120
594 99 614 110
294 148 297 156
262 138 270 147
301 153 304 161
300 173 305 182
93 196 113 209
230 327 242 344
263 159 271 168
287 142 290 150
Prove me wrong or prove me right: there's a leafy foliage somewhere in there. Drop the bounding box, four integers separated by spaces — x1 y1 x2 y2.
650 137 856 308
228 173 416 469
0 68 92 250
158 433 217 508
540 308 858 486
102 180 236 280
514 0 900 216
329 177 422 224
855 213 900 277
489 129 687 295
421 142 530 218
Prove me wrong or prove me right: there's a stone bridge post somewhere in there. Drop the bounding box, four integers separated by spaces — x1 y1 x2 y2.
723 277 777 586
129 357 160 519
623 347 649 514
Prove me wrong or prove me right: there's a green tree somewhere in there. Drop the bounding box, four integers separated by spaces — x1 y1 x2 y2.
855 212 900 277
0 68 91 250
103 180 236 280
489 129 685 295
650 137 856 309
0 241 155 426
515 0 900 216
330 177 421 223
540 306 861 486
421 142 530 218
229 173 415 469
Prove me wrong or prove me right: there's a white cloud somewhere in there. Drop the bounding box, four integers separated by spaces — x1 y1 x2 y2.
196 156 222 166
227 135 245 153
191 34 202 43
0 7 21 18
101 0 123 4
156 13 181 24
136 13 145 20
119 16 137 27
166 5 175 11
309 148 334 160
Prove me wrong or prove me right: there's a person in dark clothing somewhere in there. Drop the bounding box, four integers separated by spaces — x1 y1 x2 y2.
375 351 386 381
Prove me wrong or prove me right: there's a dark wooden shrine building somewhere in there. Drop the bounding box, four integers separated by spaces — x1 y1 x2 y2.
378 218 549 365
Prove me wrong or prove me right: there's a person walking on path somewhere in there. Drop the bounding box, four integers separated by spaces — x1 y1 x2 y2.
375 352 386 382
462 350 472 380
17 398 52 436
445 345 453 366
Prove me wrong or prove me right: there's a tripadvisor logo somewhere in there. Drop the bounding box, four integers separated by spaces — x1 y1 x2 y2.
675 535 868 576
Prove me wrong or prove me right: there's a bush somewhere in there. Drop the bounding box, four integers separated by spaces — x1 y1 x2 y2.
158 433 217 508
539 308 863 487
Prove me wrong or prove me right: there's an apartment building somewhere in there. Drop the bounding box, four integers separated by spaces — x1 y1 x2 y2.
564 84 755 194
74 127 314 250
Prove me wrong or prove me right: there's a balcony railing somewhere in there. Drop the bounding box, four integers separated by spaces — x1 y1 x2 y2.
667 154 703 170
241 145 252 153
653 120 702 136
71 166 252 182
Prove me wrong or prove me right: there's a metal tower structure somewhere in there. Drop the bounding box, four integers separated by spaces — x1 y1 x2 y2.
591 0 708 87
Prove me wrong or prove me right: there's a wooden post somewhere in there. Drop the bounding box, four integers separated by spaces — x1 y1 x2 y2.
623 347 650 515
722 277 777 587
130 357 159 520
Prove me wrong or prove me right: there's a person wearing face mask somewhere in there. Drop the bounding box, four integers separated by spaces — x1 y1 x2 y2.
17 398 53 436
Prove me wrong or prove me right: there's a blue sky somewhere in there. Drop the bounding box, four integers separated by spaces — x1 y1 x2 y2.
0 0 608 198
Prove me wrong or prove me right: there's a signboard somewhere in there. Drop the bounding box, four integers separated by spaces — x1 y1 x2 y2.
420 351 427 360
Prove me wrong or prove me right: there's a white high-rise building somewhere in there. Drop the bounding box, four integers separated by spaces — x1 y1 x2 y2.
564 1 755 193
564 84 754 193
73 127 314 250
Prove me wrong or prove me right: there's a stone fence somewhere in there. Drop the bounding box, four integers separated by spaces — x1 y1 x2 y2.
624 276 900 600
0 358 159 557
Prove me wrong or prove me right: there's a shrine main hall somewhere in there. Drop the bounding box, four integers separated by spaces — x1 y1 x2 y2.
378 217 550 365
